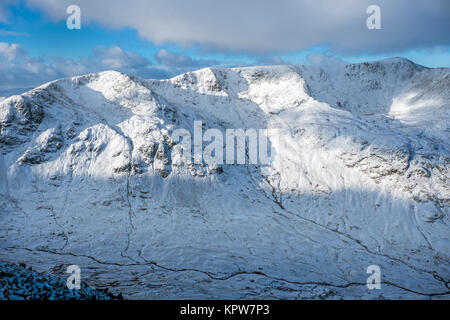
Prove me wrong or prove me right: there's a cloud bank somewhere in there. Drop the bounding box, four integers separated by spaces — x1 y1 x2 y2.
25 0 450 54
0 42 217 90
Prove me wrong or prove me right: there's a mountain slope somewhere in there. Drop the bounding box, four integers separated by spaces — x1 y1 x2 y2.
0 58 449 299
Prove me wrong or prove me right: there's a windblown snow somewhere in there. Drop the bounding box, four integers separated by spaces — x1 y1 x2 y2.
0 58 449 299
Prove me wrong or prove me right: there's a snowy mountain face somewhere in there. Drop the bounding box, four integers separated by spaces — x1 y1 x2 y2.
0 58 449 299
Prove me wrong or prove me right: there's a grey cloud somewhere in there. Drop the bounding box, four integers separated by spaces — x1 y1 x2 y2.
25 0 450 54
155 49 200 68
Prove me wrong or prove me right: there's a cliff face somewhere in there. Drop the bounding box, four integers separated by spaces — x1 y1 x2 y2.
1 58 449 299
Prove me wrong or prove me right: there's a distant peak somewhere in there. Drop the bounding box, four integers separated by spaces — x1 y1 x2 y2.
378 57 415 64
360 57 427 69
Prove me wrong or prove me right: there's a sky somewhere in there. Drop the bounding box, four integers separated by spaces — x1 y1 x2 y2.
0 0 449 91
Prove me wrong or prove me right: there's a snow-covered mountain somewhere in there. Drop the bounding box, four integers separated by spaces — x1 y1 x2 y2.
0 58 449 299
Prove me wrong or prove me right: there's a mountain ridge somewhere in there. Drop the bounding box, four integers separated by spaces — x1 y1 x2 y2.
0 58 449 299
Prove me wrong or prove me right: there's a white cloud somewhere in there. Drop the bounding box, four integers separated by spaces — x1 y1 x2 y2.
0 42 217 90
0 42 21 62
0 42 60 89
25 0 450 54
94 46 149 69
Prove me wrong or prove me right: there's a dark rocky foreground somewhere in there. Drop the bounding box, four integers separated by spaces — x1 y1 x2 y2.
0 262 122 300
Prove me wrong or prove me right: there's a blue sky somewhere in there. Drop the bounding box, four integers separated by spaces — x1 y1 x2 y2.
0 0 449 90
